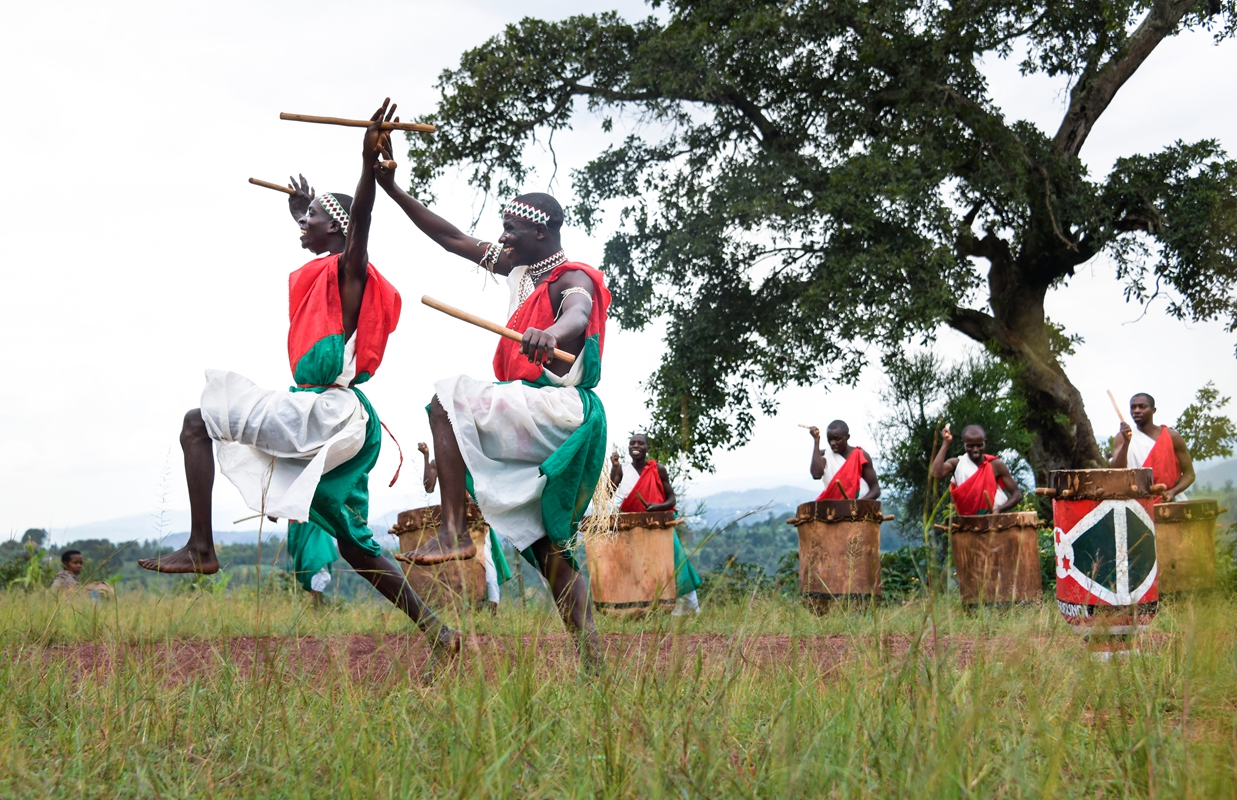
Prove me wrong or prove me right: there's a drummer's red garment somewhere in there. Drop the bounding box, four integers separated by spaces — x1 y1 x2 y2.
815 447 870 501
950 455 1000 515
1141 426 1182 497
287 254 401 387
620 460 672 513
493 262 610 382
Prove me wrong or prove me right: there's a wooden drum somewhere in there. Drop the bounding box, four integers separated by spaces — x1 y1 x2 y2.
584 510 679 616
1154 500 1221 593
389 503 489 608
950 511 1042 605
1044 469 1158 635
787 500 882 611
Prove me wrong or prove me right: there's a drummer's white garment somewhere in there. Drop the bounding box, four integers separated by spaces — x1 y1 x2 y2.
953 454 1008 509
614 459 641 505
435 269 587 551
310 568 332 593
1126 426 1186 500
200 334 367 521
479 537 500 603
819 448 870 498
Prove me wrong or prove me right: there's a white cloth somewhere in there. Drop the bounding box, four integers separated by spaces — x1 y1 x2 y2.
819 448 869 498
614 458 641 505
435 271 588 551
1125 426 1186 500
953 454 1008 510
200 335 367 521
479 536 500 603
309 568 332 593
672 589 700 616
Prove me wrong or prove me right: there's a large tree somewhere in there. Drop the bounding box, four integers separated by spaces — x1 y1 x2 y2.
404 0 1237 480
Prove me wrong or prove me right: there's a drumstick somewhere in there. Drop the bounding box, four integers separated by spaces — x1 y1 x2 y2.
983 490 993 513
421 295 576 364
835 480 850 501
797 423 815 429
634 489 649 510
1106 390 1129 425
249 177 296 195
280 112 436 133
234 512 263 524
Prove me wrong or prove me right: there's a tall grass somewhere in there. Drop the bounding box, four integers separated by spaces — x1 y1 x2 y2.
1 587 1234 798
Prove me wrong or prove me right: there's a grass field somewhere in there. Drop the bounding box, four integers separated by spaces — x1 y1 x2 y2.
2 586 1235 798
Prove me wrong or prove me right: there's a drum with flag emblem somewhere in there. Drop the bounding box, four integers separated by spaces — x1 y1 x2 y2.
1049 468 1158 635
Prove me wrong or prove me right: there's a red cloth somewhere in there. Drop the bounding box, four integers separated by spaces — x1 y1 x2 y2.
620 460 673 513
815 447 869 501
1142 425 1182 497
949 455 999 515
493 262 611 382
287 254 401 385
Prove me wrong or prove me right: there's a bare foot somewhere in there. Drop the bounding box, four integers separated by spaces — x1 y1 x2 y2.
421 626 462 685
138 546 220 574
399 529 477 566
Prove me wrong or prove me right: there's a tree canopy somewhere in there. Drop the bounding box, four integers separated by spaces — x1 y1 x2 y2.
405 0 1237 477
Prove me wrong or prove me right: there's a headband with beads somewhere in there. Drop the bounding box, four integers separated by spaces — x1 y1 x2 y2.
502 199 551 226
317 192 350 236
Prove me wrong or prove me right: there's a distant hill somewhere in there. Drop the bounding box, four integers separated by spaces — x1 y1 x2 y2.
1195 458 1237 490
682 485 813 530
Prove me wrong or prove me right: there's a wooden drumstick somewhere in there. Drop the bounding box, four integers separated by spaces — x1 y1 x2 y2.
983 490 994 513
835 480 850 501
249 177 296 195
280 112 436 133
421 295 576 364
1107 390 1129 425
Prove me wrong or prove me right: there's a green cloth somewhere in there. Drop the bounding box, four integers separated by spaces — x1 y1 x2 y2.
490 528 512 585
286 520 339 592
290 386 384 559
672 530 702 597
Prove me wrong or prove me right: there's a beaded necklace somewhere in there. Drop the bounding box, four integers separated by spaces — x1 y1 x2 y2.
516 249 568 309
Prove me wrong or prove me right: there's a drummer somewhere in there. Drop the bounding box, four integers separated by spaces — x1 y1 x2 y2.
609 434 703 616
1111 393 1195 502
808 421 881 501
931 425 1023 515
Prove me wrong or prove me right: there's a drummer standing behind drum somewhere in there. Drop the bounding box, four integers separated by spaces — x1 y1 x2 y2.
609 434 703 615
808 421 881 501
1111 393 1195 502
931 425 1023 515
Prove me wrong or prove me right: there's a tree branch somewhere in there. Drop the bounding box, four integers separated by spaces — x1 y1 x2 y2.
1053 0 1198 158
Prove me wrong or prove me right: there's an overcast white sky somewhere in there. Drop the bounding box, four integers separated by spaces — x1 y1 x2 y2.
1 0 1234 542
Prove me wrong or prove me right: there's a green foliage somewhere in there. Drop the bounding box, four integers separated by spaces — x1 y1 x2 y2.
880 546 931 598
20 528 47 547
1175 380 1237 460
875 349 1032 539
697 554 771 604
406 0 1237 471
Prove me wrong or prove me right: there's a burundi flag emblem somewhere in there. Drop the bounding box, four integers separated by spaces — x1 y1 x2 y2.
1054 499 1158 608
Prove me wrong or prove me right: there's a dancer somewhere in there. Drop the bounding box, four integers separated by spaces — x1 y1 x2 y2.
417 441 511 610
931 425 1023 515
609 434 703 615
808 421 881 501
140 101 460 670
376 161 609 668
1111 392 1195 501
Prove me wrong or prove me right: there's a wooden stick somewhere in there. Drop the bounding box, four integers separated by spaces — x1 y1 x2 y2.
280 112 436 133
421 295 576 364
835 480 850 501
797 423 815 429
233 512 263 525
249 177 296 195
983 490 994 513
1106 390 1129 426
634 489 649 510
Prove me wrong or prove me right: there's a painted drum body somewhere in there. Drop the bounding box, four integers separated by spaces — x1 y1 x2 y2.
584 511 678 617
788 500 882 611
1154 500 1220 593
1051 469 1158 633
390 503 489 608
950 511 1041 604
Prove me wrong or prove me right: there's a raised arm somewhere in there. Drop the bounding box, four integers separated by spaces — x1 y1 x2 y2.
338 100 395 339
609 451 623 488
374 150 514 275
1110 421 1132 467
418 442 438 494
808 427 826 480
1165 428 1195 501
992 459 1023 513
931 428 957 480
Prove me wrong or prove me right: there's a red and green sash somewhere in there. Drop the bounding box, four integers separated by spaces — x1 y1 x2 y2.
1142 425 1182 499
816 447 870 501
950 455 1000 515
288 254 401 387
620 460 670 513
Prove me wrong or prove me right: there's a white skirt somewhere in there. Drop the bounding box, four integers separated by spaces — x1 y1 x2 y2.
200 369 368 521
435 374 584 550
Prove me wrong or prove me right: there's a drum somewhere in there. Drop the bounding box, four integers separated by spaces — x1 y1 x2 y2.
584 510 678 616
950 511 1042 605
1046 468 1158 635
389 502 489 608
1154 500 1221 593
787 499 882 612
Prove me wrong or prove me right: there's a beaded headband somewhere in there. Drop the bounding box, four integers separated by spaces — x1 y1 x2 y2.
317 193 350 236
502 199 551 226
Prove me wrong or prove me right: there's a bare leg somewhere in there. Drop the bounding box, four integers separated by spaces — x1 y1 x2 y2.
402 396 477 565
338 539 460 682
139 410 220 574
529 537 603 672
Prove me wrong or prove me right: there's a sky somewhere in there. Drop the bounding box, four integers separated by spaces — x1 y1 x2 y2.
1 0 1234 543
